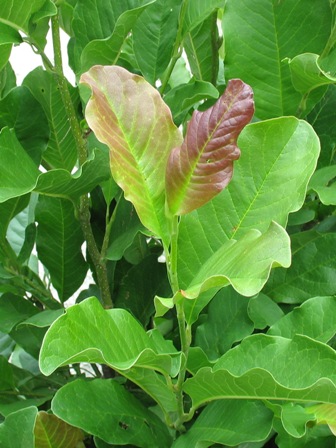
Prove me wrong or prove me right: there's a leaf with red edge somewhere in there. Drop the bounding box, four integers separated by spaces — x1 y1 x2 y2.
166 79 254 215
80 65 182 243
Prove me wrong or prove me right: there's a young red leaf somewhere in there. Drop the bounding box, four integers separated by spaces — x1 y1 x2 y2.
80 65 182 243
166 79 254 215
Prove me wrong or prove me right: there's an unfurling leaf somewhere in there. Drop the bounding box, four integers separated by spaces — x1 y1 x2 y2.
166 79 254 215
80 65 182 243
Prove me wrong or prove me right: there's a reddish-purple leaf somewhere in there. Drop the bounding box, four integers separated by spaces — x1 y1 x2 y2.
166 79 254 215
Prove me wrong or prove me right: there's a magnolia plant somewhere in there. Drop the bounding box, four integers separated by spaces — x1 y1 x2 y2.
0 0 336 447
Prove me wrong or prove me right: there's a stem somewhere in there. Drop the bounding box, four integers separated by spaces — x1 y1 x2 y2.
321 20 336 59
78 196 113 308
51 14 87 166
51 10 113 308
169 215 180 292
160 0 188 94
167 215 192 431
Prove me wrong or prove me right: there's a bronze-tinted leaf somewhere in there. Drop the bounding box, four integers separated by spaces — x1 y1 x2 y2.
166 79 254 215
80 65 182 243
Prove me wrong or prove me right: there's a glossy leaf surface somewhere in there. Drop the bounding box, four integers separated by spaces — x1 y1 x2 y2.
166 79 254 215
80 65 182 242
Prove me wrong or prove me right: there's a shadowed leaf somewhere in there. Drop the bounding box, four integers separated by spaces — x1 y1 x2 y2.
166 79 254 215
51 379 172 448
0 406 37 447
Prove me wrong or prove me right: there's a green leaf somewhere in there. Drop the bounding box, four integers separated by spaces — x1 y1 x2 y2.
0 332 15 359
0 195 30 239
265 232 336 304
184 12 219 84
0 44 11 72
80 65 182 242
307 403 336 436
0 23 21 46
178 117 320 295
6 194 37 257
80 1 155 74
268 296 336 342
248 293 284 330
183 334 336 409
23 68 78 171
0 62 16 99
34 411 84 448
35 196 88 302
9 324 46 359
183 0 224 34
0 128 40 203
70 0 153 72
19 309 64 330
275 422 335 447
51 379 172 447
0 406 37 448
288 53 336 95
187 346 214 375
309 165 336 205
195 287 253 360
164 78 219 125
115 254 170 326
0 294 39 333
106 196 144 261
280 403 316 438
166 79 254 215
222 0 332 119
184 221 291 299
0 355 15 390
0 0 55 34
39 298 179 416
35 149 111 199
39 297 180 377
172 400 273 447
308 85 336 168
0 85 49 164
133 0 181 84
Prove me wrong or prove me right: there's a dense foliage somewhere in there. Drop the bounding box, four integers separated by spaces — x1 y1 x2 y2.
0 0 336 446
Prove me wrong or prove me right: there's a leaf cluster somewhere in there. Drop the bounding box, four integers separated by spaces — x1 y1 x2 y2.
0 0 336 447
